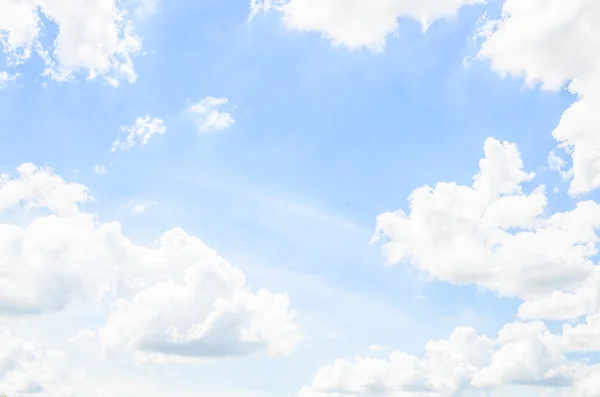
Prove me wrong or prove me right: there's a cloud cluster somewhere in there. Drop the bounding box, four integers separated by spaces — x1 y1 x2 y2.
0 328 79 397
298 320 600 397
252 0 600 196
300 138 600 396
98 99 235 175
374 138 600 321
0 164 302 370
477 0 600 195
250 0 484 51
0 0 141 85
4 1 600 396
291 2 600 392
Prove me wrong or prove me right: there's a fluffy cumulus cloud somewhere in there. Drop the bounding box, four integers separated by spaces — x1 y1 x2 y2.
249 0 485 51
188 97 235 132
318 137 600 396
297 320 600 397
111 116 166 152
0 328 80 396
374 137 600 321
477 0 600 195
0 164 302 363
0 0 141 85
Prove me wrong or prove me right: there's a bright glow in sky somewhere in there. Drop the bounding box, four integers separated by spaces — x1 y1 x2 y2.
1 0 600 396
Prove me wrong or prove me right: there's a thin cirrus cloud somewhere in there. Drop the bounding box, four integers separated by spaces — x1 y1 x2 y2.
188 97 236 132
0 0 141 86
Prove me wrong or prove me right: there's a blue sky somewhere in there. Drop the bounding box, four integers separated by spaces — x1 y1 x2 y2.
1 0 600 396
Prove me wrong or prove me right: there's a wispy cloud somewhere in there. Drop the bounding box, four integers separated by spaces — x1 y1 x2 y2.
368 344 388 352
131 0 160 18
0 71 20 89
131 200 157 215
111 116 166 152
93 164 107 174
188 97 235 132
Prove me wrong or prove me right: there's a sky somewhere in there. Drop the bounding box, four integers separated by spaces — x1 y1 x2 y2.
2 0 600 396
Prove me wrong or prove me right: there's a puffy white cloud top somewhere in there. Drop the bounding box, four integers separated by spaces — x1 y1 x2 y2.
0 164 302 368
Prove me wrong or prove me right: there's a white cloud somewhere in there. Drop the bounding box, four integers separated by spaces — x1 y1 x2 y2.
374 138 600 321
367 344 388 352
111 116 166 152
69 328 96 343
101 272 302 363
129 0 160 18
0 328 79 396
93 164 107 174
0 0 141 85
477 0 600 195
300 136 600 397
188 97 235 132
131 200 156 215
249 0 485 51
548 149 572 181
297 321 600 396
0 327 139 397
0 71 19 89
0 163 302 361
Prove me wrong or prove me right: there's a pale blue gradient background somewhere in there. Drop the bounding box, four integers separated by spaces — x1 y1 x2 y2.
0 0 581 395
